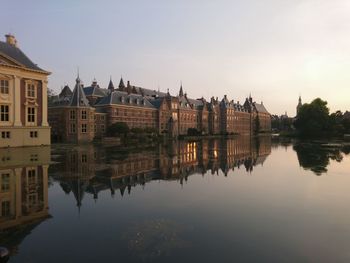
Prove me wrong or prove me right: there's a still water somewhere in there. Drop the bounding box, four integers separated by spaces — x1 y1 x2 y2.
1 137 350 263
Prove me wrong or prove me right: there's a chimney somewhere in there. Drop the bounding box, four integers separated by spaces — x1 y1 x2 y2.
5 34 17 47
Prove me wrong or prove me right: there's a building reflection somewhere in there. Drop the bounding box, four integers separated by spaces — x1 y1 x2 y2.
0 146 50 255
50 136 271 208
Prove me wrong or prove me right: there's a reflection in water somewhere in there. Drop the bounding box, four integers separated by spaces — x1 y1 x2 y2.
0 147 50 256
122 219 190 262
293 142 349 175
50 136 272 209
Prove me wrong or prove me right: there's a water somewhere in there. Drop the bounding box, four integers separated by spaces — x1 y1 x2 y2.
1 137 350 263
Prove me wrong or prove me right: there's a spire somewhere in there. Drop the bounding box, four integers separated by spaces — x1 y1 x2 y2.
296 95 303 115
118 77 125 90
108 76 115 91
179 82 184 97
91 78 98 87
70 75 90 107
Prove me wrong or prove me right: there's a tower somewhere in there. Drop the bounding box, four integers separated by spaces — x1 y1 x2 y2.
296 96 302 115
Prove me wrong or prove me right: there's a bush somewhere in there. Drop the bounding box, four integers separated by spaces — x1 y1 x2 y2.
130 127 144 134
107 122 129 137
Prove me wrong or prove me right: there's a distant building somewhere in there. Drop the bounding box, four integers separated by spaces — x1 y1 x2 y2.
49 77 271 143
0 34 51 147
296 96 302 115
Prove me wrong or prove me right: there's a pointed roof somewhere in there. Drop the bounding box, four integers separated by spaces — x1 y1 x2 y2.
108 77 115 91
179 84 184 97
70 76 90 107
118 77 125 89
59 85 73 98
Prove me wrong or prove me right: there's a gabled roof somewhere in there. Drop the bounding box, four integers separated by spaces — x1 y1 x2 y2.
253 102 269 114
0 40 48 73
59 85 73 98
149 97 165 108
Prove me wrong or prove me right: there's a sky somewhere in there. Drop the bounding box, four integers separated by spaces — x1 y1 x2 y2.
2 0 350 115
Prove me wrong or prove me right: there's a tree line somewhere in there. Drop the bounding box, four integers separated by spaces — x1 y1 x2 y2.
295 98 350 137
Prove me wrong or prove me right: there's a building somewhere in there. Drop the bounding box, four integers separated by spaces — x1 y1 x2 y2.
50 136 272 204
49 76 271 143
296 96 302 115
0 34 51 147
0 146 50 255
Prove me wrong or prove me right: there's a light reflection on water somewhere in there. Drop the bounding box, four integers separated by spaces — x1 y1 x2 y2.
1 137 350 263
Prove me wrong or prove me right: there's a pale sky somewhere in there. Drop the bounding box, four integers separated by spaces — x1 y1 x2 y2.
2 0 350 115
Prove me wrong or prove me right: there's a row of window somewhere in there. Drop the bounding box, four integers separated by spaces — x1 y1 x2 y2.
0 105 37 123
69 123 106 134
0 80 37 98
1 131 38 139
113 109 156 118
70 110 95 120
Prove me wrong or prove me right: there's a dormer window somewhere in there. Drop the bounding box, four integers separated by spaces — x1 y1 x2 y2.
143 100 146 106
121 97 125 103
129 98 132 104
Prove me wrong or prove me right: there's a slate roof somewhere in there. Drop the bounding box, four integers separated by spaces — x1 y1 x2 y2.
70 77 91 107
95 90 155 109
83 86 108 97
108 79 115 90
149 97 164 108
0 40 48 72
253 102 269 114
59 85 73 98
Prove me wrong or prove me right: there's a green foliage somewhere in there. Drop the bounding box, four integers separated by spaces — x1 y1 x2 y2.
107 122 129 137
130 127 144 134
294 98 330 137
144 127 157 134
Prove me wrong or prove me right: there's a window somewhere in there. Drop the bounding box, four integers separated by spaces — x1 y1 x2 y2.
101 125 105 133
28 194 37 207
0 105 9 122
1 131 10 138
82 110 87 120
0 80 9 94
69 110 76 120
81 154 87 163
30 154 38 161
81 124 87 133
27 107 35 123
28 169 36 184
101 115 105 120
1 201 10 217
30 131 38 138
70 123 76 133
27 83 36 98
1 174 10 192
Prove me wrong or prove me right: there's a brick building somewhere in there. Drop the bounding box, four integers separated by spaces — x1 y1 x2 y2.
49 76 271 143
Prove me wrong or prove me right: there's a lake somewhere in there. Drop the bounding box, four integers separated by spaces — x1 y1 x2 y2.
1 136 350 263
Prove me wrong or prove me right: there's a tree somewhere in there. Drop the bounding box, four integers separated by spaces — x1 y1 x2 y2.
47 87 56 104
107 122 129 137
294 98 330 137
